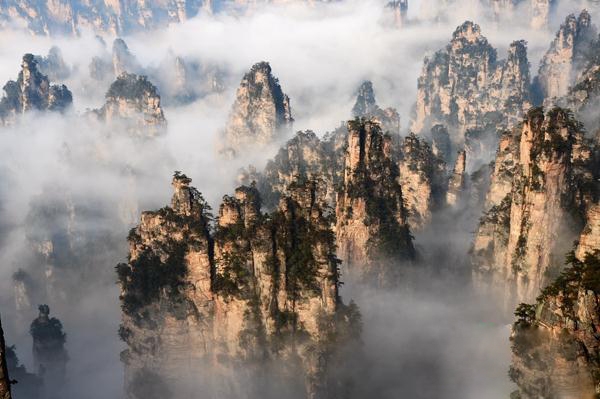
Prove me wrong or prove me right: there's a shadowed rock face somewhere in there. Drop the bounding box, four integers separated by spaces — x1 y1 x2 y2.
413 21 530 148
472 108 598 312
534 10 597 104
118 172 360 399
0 317 11 399
336 119 415 285
95 73 166 137
0 54 72 125
220 61 293 157
30 304 68 392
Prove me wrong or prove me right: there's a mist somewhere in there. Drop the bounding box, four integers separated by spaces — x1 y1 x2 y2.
0 0 599 398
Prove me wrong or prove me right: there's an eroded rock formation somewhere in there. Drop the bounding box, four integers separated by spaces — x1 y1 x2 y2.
472 108 598 310
95 73 166 137
413 22 530 148
336 119 415 284
220 62 293 157
118 172 360 399
0 54 72 125
30 304 68 389
352 81 400 135
534 10 597 103
509 241 600 398
398 133 446 229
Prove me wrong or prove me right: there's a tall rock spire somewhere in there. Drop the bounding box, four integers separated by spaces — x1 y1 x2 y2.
0 54 72 125
412 22 531 147
534 10 597 102
220 61 293 157
336 119 415 284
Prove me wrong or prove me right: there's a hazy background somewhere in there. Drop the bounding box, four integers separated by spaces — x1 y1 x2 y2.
0 0 599 398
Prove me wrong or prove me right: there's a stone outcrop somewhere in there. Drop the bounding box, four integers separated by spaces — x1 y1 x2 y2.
112 39 141 77
446 149 466 206
529 0 554 29
95 73 166 137
0 54 72 125
30 304 68 390
533 10 597 103
0 317 11 399
385 0 408 28
398 132 446 229
336 119 415 284
220 62 293 157
0 0 207 35
509 241 600 398
352 81 400 135
117 172 360 399
412 22 531 148
472 107 598 311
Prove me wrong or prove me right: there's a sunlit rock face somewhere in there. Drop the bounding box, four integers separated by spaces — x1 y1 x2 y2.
220 62 293 157
118 173 360 399
95 73 166 137
0 317 11 399
352 81 400 135
335 119 415 285
30 305 68 395
412 21 530 149
534 10 597 103
398 132 446 229
509 231 600 399
0 0 207 35
0 54 72 125
472 108 598 312
446 149 466 207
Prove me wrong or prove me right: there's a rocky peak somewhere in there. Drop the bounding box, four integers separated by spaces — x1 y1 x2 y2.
413 21 531 149
472 107 597 311
386 0 408 27
118 172 359 399
0 54 72 125
96 73 166 137
534 10 597 102
0 317 11 399
430 124 451 162
351 81 400 134
30 304 67 391
352 81 378 117
220 61 293 157
446 150 466 206
336 119 415 284
398 132 447 229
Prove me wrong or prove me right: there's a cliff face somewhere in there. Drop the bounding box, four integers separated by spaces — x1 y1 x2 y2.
0 317 11 399
0 0 206 36
96 73 166 137
413 22 530 148
509 238 600 398
398 132 446 229
220 62 293 157
118 173 360 399
30 305 68 390
0 54 72 125
335 119 415 285
534 10 597 103
472 108 597 310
